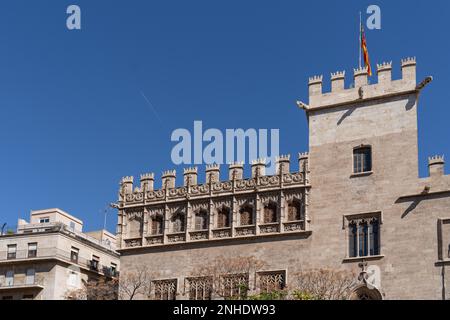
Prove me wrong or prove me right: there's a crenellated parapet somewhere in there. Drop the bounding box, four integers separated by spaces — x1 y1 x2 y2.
228 161 244 180
162 170 176 189
205 164 220 184
307 57 419 110
428 155 445 178
331 71 345 92
117 153 311 250
276 155 291 174
118 153 310 206
183 167 198 186
251 158 266 177
140 173 155 191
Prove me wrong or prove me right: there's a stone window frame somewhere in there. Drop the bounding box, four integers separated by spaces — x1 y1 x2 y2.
151 278 178 300
437 218 450 261
220 273 250 299
262 200 278 224
216 205 231 229
239 203 255 227
126 209 144 239
27 242 38 258
343 211 383 260
255 269 287 293
194 208 209 231
171 211 186 234
352 144 373 176
150 214 164 236
286 197 305 222
184 276 213 300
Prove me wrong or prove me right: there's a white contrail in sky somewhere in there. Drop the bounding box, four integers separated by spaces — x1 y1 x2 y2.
140 90 164 125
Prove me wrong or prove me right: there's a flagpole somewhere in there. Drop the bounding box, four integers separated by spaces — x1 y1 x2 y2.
359 11 362 69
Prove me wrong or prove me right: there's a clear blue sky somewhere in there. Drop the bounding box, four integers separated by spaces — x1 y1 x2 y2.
0 0 449 233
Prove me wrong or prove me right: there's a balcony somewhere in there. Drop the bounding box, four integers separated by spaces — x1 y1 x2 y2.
212 228 232 239
145 235 164 245
235 225 256 237
189 230 208 241
259 223 280 234
15 222 116 252
0 278 45 292
0 248 116 276
121 221 311 249
89 260 99 271
167 232 186 243
283 220 305 232
7 253 16 260
103 266 119 278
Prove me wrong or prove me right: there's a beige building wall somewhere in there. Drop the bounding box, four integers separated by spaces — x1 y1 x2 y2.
0 210 120 300
117 58 450 300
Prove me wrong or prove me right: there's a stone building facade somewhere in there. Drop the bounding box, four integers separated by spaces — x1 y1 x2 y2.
116 57 450 300
0 209 120 300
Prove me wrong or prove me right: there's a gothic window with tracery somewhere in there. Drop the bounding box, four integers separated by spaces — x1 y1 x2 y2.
187 277 212 300
258 271 285 293
153 279 177 300
150 215 164 235
348 216 380 258
127 211 143 238
287 198 304 222
194 209 208 231
217 206 231 228
172 212 185 233
239 204 254 226
221 274 249 299
263 201 278 224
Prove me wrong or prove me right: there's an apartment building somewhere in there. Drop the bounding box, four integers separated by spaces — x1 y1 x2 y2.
0 208 120 300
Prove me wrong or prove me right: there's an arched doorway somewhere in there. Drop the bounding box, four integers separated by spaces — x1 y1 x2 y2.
351 285 383 300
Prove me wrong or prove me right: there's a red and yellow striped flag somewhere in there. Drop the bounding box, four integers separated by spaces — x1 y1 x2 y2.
360 23 372 76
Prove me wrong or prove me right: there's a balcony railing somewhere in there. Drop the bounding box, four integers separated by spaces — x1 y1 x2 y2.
0 248 118 277
0 279 45 290
14 222 116 252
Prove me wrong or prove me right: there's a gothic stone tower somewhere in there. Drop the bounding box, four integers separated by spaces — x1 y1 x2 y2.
116 57 450 300
304 58 449 299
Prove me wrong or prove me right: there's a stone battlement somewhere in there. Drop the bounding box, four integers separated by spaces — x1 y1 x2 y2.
118 153 309 204
307 57 418 110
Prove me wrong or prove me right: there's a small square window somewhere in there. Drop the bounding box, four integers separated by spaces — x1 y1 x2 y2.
39 217 50 224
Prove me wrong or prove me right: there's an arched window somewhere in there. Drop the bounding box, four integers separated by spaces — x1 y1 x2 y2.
263 201 277 223
195 209 208 231
287 199 304 222
239 204 254 226
151 215 164 235
172 212 185 233
128 217 143 238
353 146 372 174
217 206 231 228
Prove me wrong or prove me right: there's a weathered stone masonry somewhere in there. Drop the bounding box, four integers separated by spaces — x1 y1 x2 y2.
116 57 450 300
